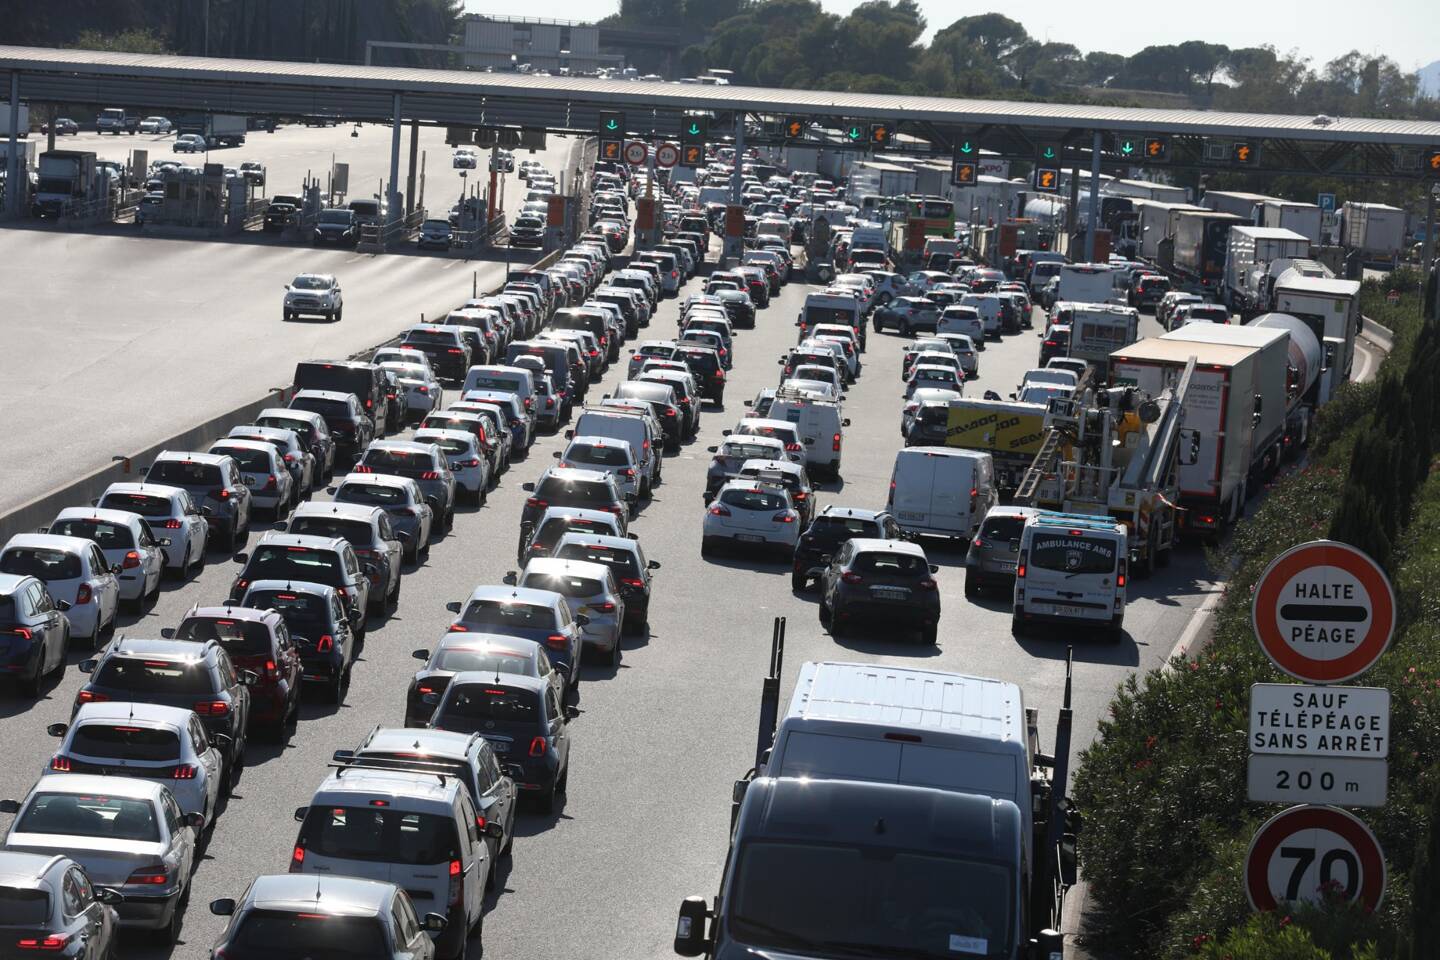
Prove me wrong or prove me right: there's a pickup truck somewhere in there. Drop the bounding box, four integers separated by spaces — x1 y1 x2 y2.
95 108 139 135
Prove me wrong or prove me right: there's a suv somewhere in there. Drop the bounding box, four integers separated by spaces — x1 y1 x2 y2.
240 581 355 703
400 325 472 384
229 532 371 639
209 875 444 960
75 637 252 785
292 361 392 436
165 604 303 740
144 451 253 551
286 501 404 613
290 769 493 959
0 572 71 696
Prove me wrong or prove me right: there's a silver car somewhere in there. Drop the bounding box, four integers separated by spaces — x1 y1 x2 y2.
511 557 625 667
331 473 435 562
414 428 490 505
1 775 202 943
209 438 297 519
282 273 343 322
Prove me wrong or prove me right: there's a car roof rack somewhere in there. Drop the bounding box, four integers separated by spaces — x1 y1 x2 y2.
327 754 452 784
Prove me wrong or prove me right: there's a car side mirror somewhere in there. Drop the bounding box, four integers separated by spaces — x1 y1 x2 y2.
721 429 732 437
484 822 504 840
842 418 851 427
211 733 233 749
674 897 711 957
54 598 71 612
930 563 940 574
521 481 536 492
326 486 337 495
35 526 47 534
648 560 661 570
187 811 207 830
46 721 70 738
109 563 124 575
94 887 124 906
293 806 309 822
445 601 462 614
209 898 236 917
423 913 448 934
575 614 591 627
502 571 518 586
90 499 99 507
551 450 562 459
79 659 97 674
200 506 214 518
231 553 248 564
241 670 260 686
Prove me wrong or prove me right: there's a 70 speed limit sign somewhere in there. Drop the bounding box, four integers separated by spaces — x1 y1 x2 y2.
1245 805 1386 913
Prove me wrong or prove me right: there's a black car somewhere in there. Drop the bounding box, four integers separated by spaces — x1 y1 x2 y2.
287 389 374 466
285 502 404 614
76 637 253 784
240 581 356 703
292 361 393 436
313 207 358 245
429 673 570 813
551 532 660 635
0 573 71 696
818 539 942 644
1129 274 1171 311
1038 325 1072 366
511 216 544 247
716 290 756 329
263 195 301 232
673 345 726 404
792 507 905 592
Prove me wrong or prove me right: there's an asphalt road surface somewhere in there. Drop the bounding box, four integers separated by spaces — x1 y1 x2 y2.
0 254 1225 959
0 125 577 517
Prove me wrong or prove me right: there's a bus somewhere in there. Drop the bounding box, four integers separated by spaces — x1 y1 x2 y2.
903 195 955 238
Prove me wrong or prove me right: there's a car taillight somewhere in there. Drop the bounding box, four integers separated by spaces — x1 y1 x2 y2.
1017 553 1027 578
448 623 469 633
264 659 278 679
708 505 730 517
122 550 141 569
126 865 168 885
594 601 616 613
75 584 92 605
75 690 107 705
263 474 278 491
841 571 864 584
526 498 548 509
172 764 197 779
972 537 986 548
290 845 305 870
420 471 440 480
283 453 296 463
607 505 625 518
316 635 334 652
1117 573 1127 588
49 755 71 771
365 398 374 408
15 935 69 951
832 432 842 452
785 442 802 452
354 464 374 473
714 371 725 380
447 348 464 355
544 633 568 650
622 468 636 478
163 518 182 528
11 627 32 641
663 409 675 416
621 577 645 589
235 579 249 592
772 512 796 524
448 858 463 905
546 397 555 408
918 578 938 591
524 397 534 410
528 736 547 757
193 700 230 717
475 814 488 830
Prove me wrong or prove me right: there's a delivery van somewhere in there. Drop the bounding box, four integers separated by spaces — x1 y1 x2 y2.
767 390 850 480
887 447 997 540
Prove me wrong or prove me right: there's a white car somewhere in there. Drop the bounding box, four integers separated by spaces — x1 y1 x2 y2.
413 427 490 504
172 133 206 153
283 273 343 322
701 480 801 559
904 364 963 399
379 361 445 421
95 482 210 576
936 333 979 377
373 345 432 370
557 435 642 505
453 148 478 169
225 424 317 497
48 702 224 824
208 438 297 519
0 534 119 645
139 116 172 133
513 557 626 666
44 507 166 611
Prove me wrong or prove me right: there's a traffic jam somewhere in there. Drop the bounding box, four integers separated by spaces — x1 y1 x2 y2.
0 127 1361 960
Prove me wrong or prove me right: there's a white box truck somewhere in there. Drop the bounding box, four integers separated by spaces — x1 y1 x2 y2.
1134 200 1203 261
1172 210 1245 289
1056 262 1116 305
1223 225 1312 316
1270 270 1361 404
1200 190 1272 220
1109 338 1264 537
1339 202 1406 265
1257 200 1322 246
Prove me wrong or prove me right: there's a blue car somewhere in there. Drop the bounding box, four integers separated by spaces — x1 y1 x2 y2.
0 573 71 696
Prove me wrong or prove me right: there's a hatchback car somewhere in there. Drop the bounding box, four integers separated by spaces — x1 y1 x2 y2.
208 438 297 520
1 776 202 943
554 436 641 507
704 436 788 501
166 604 302 739
331 473 435 563
355 440 457 532
964 505 1040 597
0 850 123 957
818 538 941 644
551 532 659 636
428 672 570 813
0 571 72 697
0 535 119 648
510 558 624 667
143 451 253 551
734 459 815 527
95 483 209 577
208 875 443 960
444 586 586 695
520 468 626 531
282 274 342 322
46 701 225 824
240 581 355 703
230 533 370 638
44 507 165 611
254 407 335 481
701 482 800 560
792 506 906 592
288 389 374 467
226 424 317 498
407 633 564 727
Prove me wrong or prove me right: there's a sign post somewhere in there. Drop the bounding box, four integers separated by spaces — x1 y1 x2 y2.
1244 541 1392 911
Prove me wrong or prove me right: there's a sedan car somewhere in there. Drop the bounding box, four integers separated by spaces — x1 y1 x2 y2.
172 133 206 153
43 507 166 611
283 273 343 323
0 850 123 957
701 481 800 560
139 116 172 133
1 775 203 944
46 117 80 135
818 538 941 644
406 633 565 727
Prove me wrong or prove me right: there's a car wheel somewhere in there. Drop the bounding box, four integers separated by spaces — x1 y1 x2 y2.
154 896 183 946
818 598 832 628
964 574 979 599
170 547 189 581
922 623 938 645
536 782 557 815
19 647 44 697
282 310 293 322
899 320 911 337
389 571 401 607
334 308 342 323
329 668 349 704
791 570 807 592
609 637 621 668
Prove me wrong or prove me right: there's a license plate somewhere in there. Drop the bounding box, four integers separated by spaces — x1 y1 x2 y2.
1047 604 1085 618
735 534 764 543
242 476 256 486
898 511 924 521
997 561 1016 570
871 587 908 600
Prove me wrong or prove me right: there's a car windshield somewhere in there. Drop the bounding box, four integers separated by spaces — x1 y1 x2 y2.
1029 533 1117 574
292 276 331 290
70 725 181 762
423 220 450 230
98 493 172 518
433 646 535 675
565 443 630 468
720 488 786 512
730 840 1014 959
212 446 271 473
459 599 553 629
229 912 389 960
0 888 48 925
245 545 344 585
48 518 135 550
535 477 614 508
245 591 330 636
174 616 274 657
147 460 222 488
0 549 81 581
319 210 352 224
336 483 407 507
299 806 461 866
257 416 317 440
435 685 540 735
16 793 160 843
93 657 212 696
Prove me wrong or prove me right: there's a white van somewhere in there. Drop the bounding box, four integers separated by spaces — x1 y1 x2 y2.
887 447 997 540
767 391 850 480
461 365 535 411
1014 511 1128 638
292 768 496 958
760 660 1037 870
1056 262 1117 305
569 408 660 494
937 304 985 348
959 293 1004 338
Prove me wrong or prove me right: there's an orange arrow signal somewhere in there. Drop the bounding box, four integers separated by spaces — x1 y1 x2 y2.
1148 141 1161 156
1238 146 1250 161
1430 152 1440 170
1040 170 1055 188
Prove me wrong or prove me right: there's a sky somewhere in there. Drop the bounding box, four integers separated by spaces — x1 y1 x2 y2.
461 0 1438 73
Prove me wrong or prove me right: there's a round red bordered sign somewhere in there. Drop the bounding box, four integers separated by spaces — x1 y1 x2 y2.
1245 804 1386 913
1251 540 1394 683
655 143 680 168
623 140 648 165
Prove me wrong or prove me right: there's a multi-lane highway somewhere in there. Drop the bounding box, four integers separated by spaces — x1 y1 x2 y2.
0 124 578 517
0 249 1242 958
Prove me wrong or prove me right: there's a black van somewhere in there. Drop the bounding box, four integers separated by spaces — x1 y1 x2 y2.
292 361 393 436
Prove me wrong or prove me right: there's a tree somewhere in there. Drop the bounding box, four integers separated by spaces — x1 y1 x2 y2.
834 1 926 80
72 27 171 54
935 13 1029 63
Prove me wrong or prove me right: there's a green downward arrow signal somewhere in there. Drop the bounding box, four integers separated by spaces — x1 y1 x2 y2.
849 127 861 140
959 141 974 155
605 119 618 131
1121 140 1135 155
687 123 700 136
1042 147 1055 160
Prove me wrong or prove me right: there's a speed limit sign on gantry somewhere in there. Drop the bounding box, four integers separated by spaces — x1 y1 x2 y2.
1245 804 1386 913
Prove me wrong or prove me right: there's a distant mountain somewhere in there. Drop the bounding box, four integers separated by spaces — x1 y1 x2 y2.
1420 59 1440 97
